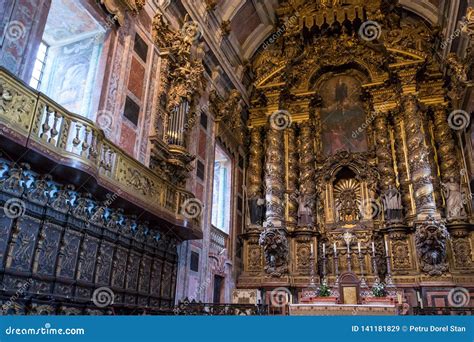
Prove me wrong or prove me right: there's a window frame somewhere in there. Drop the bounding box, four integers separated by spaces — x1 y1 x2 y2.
211 144 233 234
29 41 49 90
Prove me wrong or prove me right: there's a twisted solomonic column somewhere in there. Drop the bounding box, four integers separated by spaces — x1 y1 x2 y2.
402 95 449 276
287 125 299 227
247 127 265 227
402 94 438 219
259 120 289 276
373 111 396 192
297 121 316 227
432 103 459 184
264 124 285 227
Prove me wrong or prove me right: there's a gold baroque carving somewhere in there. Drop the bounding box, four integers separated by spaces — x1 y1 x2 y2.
100 0 145 25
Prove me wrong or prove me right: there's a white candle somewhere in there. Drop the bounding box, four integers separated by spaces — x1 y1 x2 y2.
371 241 375 256
333 242 337 255
358 242 361 255
310 244 314 254
384 237 389 256
322 243 326 256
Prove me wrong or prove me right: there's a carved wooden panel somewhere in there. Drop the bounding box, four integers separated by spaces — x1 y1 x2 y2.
56 230 81 279
7 217 40 272
33 222 62 276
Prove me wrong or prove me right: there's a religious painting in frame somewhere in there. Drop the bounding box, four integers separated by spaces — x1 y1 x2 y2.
319 73 368 156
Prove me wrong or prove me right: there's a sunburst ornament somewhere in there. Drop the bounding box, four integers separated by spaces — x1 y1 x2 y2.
333 178 361 222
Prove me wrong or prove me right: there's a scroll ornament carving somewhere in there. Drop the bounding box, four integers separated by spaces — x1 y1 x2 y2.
100 0 146 25
153 14 205 113
445 53 473 106
209 89 244 143
415 217 449 276
258 227 289 277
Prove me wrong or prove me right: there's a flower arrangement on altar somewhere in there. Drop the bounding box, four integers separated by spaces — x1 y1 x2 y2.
372 282 387 297
317 283 331 297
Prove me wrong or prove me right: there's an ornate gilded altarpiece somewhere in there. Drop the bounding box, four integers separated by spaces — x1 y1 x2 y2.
238 0 474 304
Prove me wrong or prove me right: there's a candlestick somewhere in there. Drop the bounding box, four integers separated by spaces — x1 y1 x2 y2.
358 252 367 288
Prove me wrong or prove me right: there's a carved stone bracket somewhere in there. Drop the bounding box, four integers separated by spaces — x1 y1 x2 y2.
258 227 289 277
415 216 449 276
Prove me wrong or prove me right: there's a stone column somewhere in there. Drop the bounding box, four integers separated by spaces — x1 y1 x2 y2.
402 94 438 219
264 124 285 228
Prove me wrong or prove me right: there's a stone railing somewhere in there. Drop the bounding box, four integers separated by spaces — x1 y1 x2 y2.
0 67 200 236
210 225 228 251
